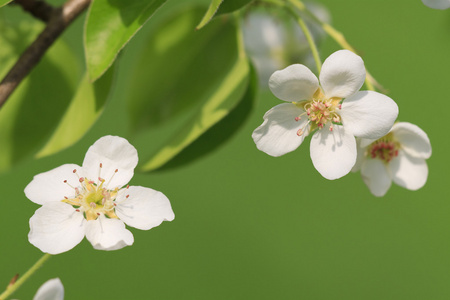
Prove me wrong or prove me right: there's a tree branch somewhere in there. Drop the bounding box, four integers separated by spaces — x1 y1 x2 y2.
0 0 91 109
13 0 55 23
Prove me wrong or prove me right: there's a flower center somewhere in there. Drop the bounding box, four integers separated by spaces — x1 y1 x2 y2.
366 133 400 163
294 88 342 135
61 164 129 221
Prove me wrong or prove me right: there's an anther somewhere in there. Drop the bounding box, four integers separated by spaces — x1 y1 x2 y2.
297 129 303 136
90 202 96 208
329 125 333 131
79 177 84 183
295 117 301 121
73 169 76 173
99 163 102 168
126 195 130 198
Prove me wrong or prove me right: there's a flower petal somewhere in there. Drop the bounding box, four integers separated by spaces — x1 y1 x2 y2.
422 0 450 9
116 186 174 230
389 150 428 191
310 125 356 180
360 158 392 197
340 91 398 139
82 136 138 189
29 202 86 254
24 164 82 205
319 50 366 98
33 278 64 300
252 103 310 157
85 215 134 251
351 139 365 172
392 122 431 159
269 64 319 102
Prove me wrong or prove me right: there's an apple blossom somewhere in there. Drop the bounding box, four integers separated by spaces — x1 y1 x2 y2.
25 136 174 254
242 3 330 84
422 0 450 9
33 278 64 300
12 278 64 300
252 50 398 180
353 122 432 197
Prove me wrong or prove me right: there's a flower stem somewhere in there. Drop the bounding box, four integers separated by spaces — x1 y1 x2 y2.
284 4 322 73
286 0 384 92
0 253 52 300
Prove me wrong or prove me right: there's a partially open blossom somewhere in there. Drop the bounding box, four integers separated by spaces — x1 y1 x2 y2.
422 0 450 9
252 50 398 180
33 278 64 300
25 136 174 254
353 122 432 197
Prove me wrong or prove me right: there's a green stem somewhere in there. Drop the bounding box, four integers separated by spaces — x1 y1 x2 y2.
284 4 322 73
287 0 382 92
0 253 52 300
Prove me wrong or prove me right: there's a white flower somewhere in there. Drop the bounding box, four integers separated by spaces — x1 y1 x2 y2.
33 278 64 300
353 122 432 197
242 3 330 85
13 278 64 300
252 50 399 180
25 136 175 254
422 0 450 9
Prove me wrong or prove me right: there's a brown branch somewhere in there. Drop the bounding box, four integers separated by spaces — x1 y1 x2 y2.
0 0 91 109
13 0 55 23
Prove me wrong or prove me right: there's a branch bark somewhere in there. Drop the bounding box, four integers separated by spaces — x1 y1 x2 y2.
13 0 55 23
0 0 91 109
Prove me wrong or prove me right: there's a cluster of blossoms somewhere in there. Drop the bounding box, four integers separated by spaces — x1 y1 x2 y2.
25 136 174 254
252 50 431 195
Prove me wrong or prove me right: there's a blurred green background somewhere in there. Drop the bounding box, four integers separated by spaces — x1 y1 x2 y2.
1 0 450 299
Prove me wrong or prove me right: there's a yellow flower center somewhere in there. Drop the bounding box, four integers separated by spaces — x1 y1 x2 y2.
294 88 342 135
61 166 127 221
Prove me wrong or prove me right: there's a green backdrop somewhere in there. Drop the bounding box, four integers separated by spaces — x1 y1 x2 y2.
1 0 449 299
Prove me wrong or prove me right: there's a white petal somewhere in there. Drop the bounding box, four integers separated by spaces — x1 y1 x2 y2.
392 122 431 159
351 138 365 172
25 164 82 205
310 125 356 180
252 103 310 157
422 0 450 9
33 278 64 300
319 50 366 98
85 215 134 251
269 64 319 102
29 202 86 254
360 158 392 197
340 91 398 139
82 136 138 189
389 150 429 191
359 137 377 148
116 186 174 230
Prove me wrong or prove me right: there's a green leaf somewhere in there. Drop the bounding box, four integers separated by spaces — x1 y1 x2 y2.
0 0 12 7
154 64 258 171
36 67 116 158
0 14 81 172
196 0 224 30
125 7 251 171
216 0 253 16
84 0 167 81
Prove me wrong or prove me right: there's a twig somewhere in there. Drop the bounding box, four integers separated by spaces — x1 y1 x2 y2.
13 0 55 23
0 0 91 109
